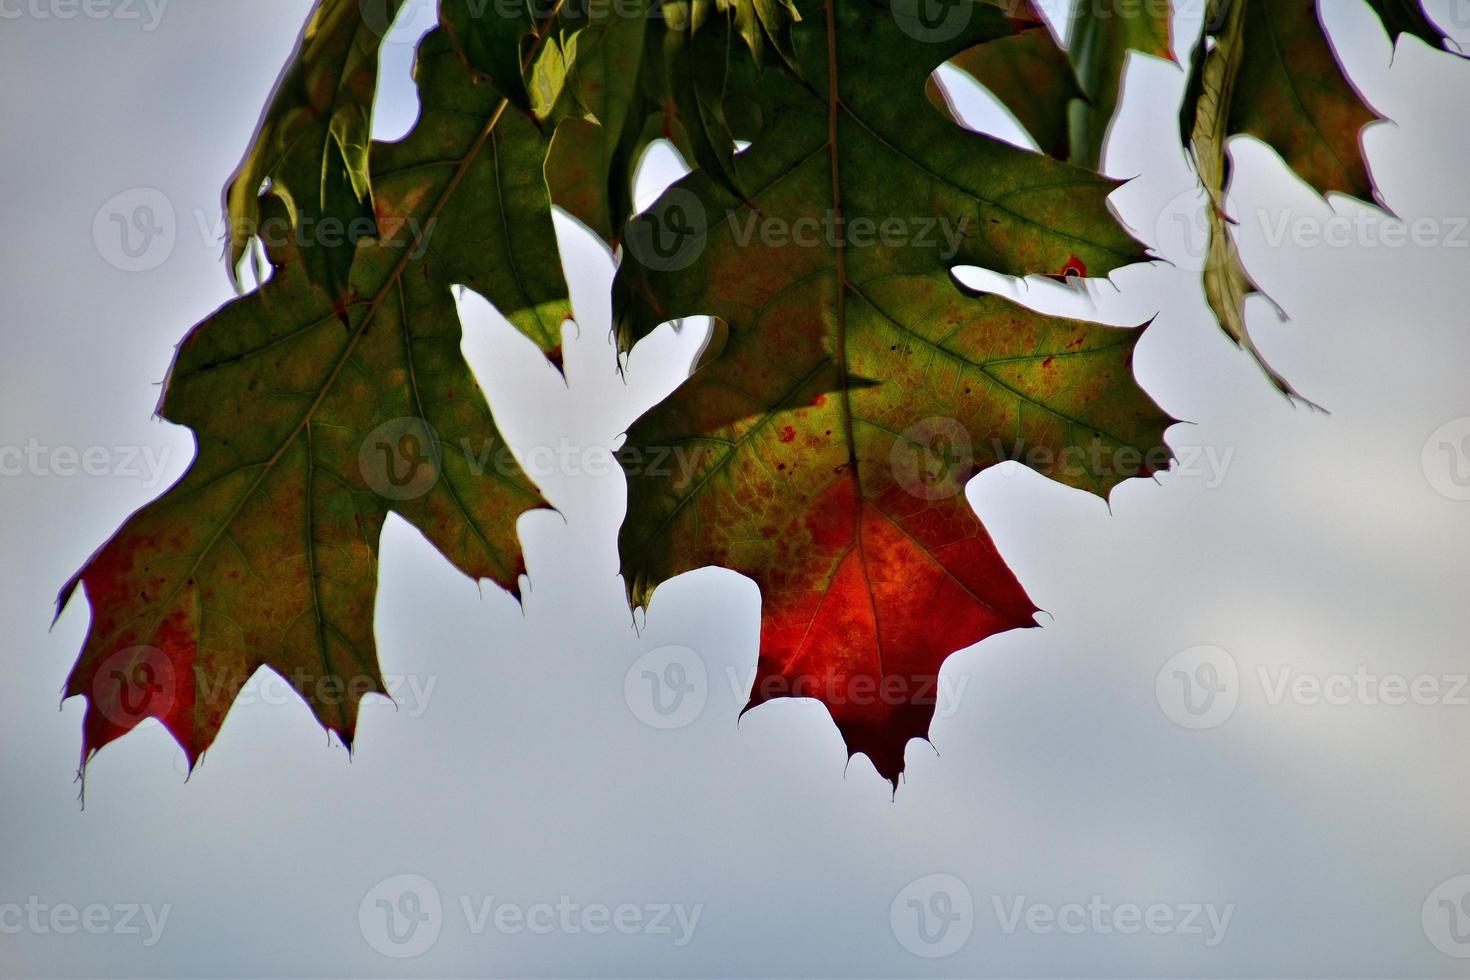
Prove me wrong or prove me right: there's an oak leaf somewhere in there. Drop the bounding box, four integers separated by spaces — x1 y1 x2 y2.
1179 0 1459 399
224 0 404 311
613 0 1174 785
59 30 568 783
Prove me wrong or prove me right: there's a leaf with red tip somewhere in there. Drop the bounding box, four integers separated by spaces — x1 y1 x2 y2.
614 0 1172 786
59 30 566 780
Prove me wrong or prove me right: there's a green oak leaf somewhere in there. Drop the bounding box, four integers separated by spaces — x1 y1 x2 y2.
540 0 698 244
1178 0 1455 399
655 0 762 202
1066 0 1175 167
538 0 792 244
726 0 803 68
1229 0 1381 200
442 0 540 112
224 0 404 313
1180 0 1301 399
1363 0 1466 55
927 0 1079 159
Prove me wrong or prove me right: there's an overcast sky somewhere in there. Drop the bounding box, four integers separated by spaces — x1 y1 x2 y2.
4 0 1470 977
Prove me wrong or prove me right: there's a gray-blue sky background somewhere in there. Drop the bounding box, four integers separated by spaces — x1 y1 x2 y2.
4 0 1470 976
